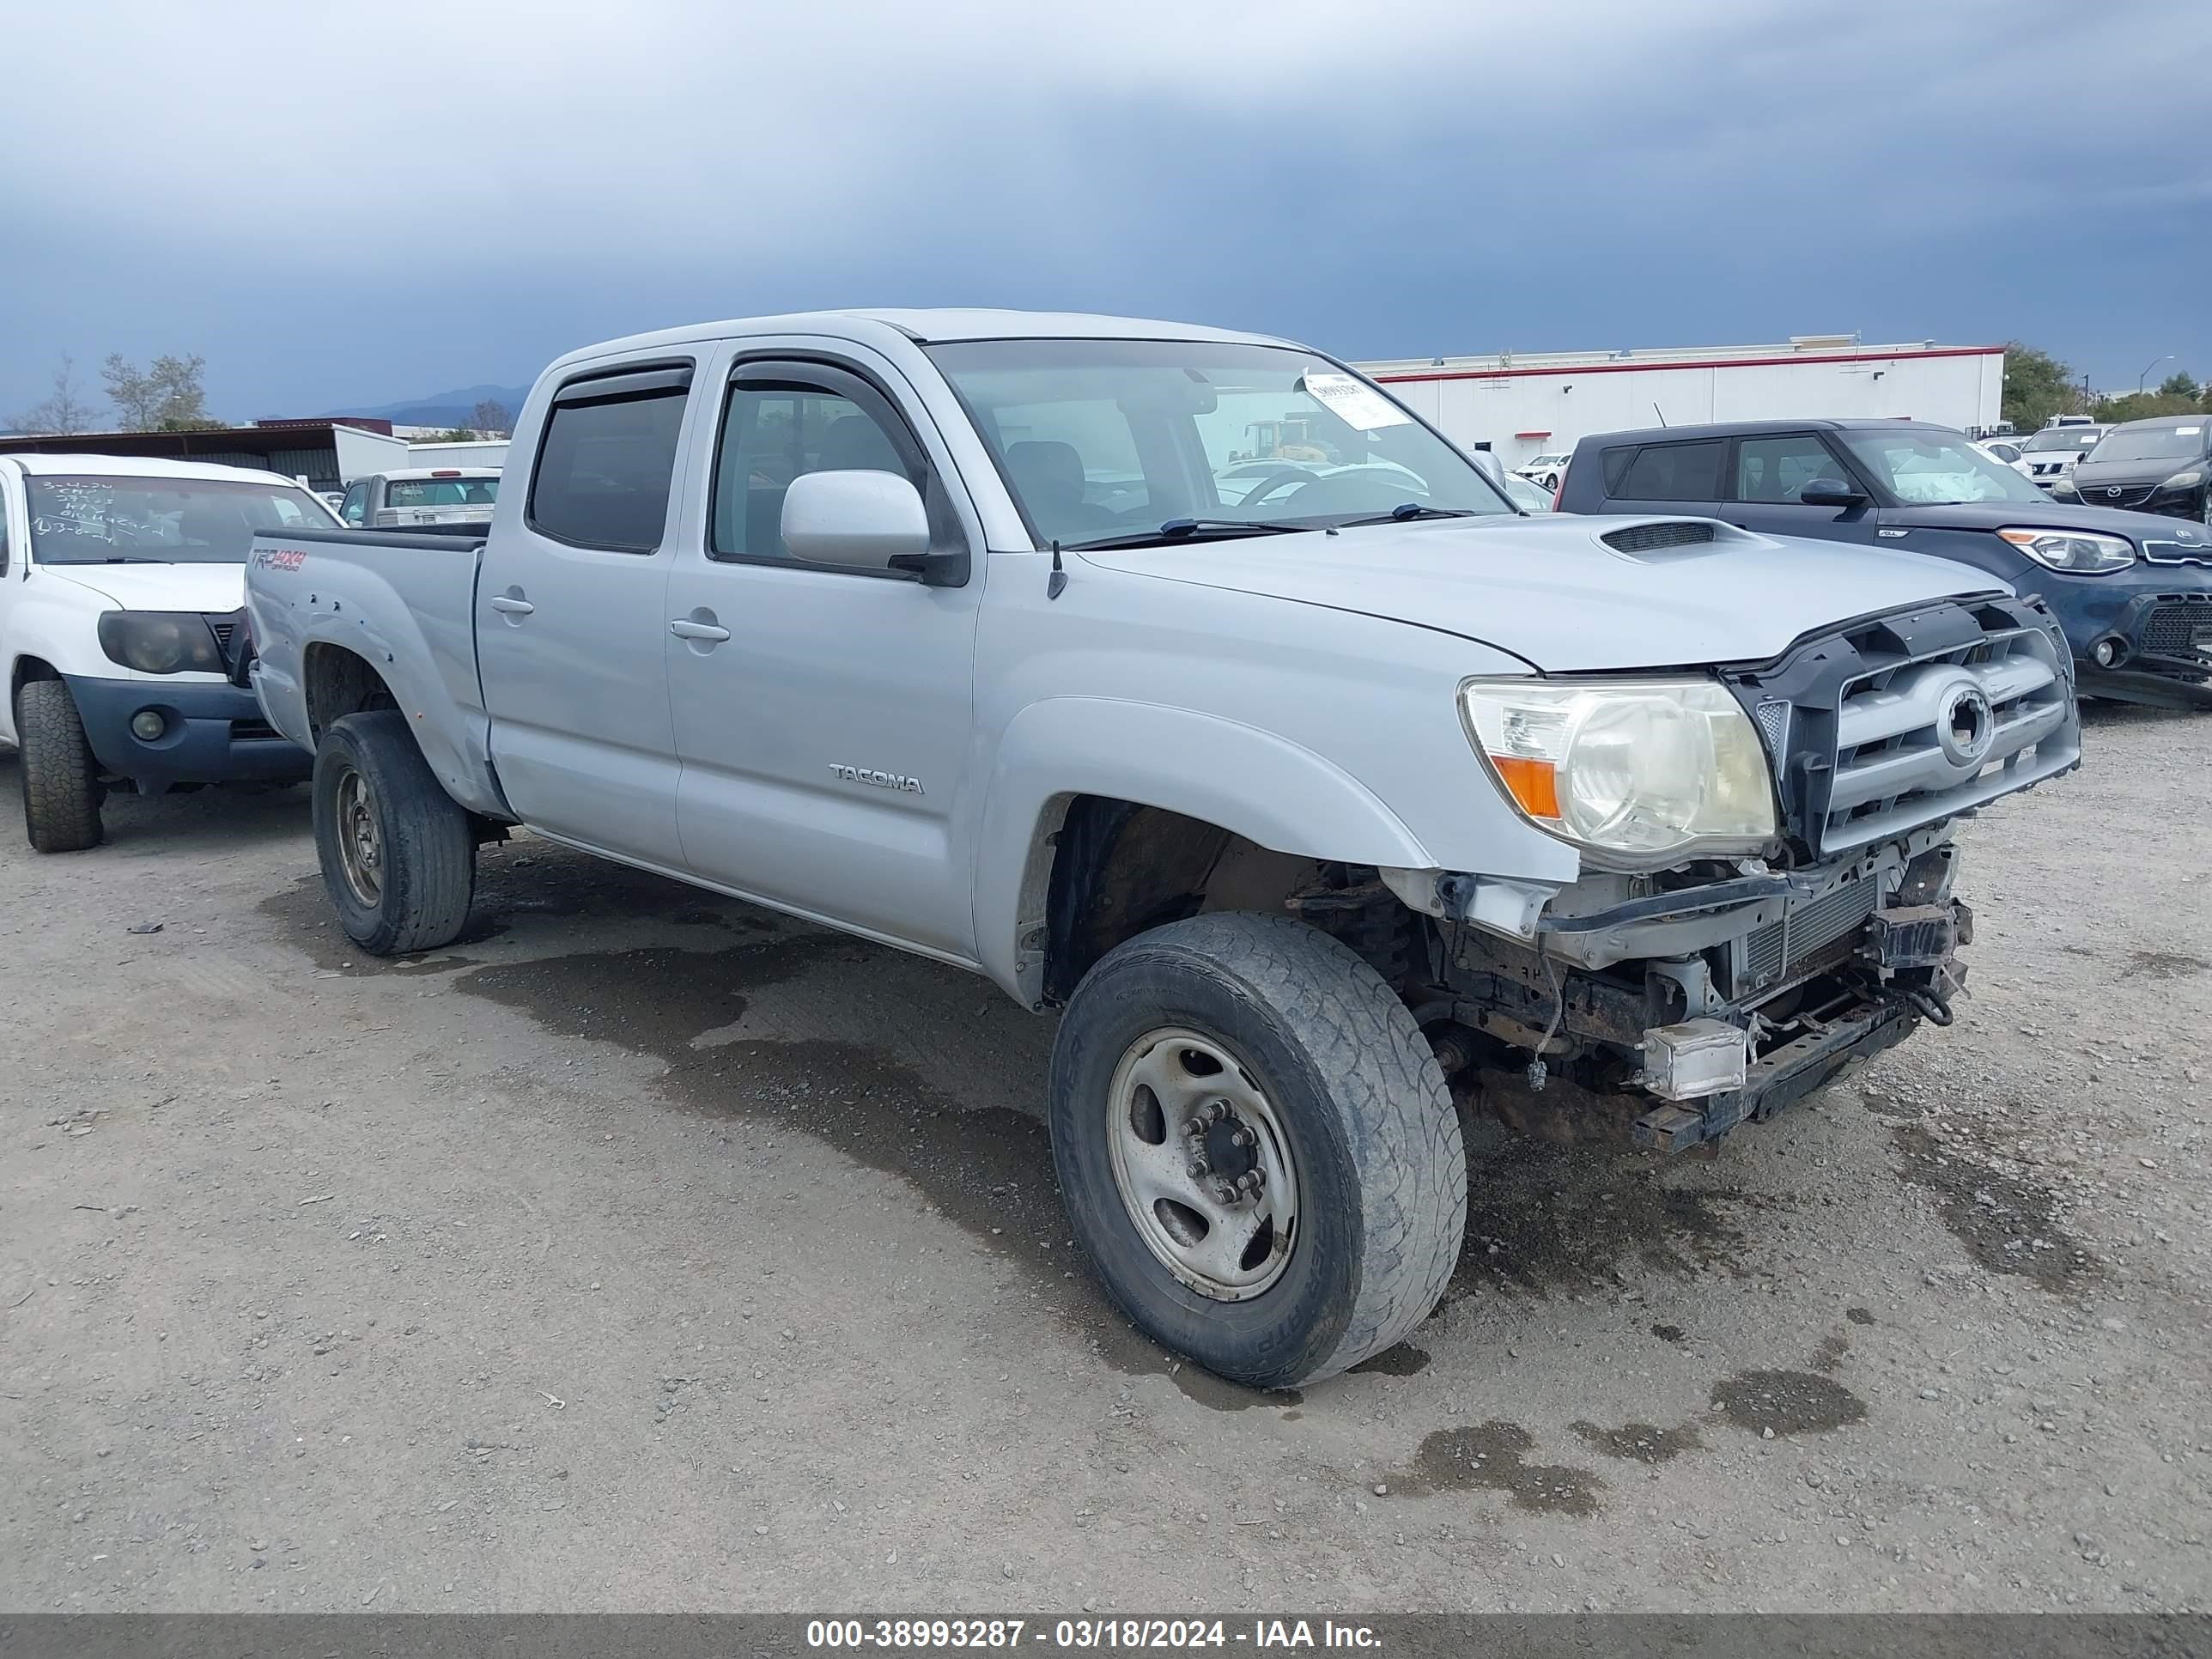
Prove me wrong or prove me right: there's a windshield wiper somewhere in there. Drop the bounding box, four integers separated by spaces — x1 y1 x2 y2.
1063 519 1306 551
1334 503 1482 527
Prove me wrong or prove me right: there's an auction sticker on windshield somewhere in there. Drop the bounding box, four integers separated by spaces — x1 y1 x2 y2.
1300 373 1412 431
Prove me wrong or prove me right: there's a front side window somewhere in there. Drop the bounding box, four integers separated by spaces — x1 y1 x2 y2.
1731 434 1842 503
26 475 327 564
1618 441 1724 501
926 337 1513 548
340 482 368 526
529 380 689 552
711 382 921 561
1837 429 2046 506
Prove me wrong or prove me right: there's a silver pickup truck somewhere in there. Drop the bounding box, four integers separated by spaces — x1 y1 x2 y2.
243 309 2081 1389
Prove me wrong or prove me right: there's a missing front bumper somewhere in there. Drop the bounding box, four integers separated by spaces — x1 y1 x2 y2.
1632 991 1918 1152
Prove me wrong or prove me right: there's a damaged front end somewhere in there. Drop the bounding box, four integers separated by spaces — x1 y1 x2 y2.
1402 594 2081 1152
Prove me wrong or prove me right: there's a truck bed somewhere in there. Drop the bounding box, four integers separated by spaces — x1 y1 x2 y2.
243 523 504 817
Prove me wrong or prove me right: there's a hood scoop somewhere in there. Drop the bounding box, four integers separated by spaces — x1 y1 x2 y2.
1601 520 1719 555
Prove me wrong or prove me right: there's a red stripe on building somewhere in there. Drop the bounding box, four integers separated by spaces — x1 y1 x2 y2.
1370 345 2007 386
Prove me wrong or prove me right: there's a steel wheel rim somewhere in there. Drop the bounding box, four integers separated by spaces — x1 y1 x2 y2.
1104 1026 1299 1301
335 767 383 908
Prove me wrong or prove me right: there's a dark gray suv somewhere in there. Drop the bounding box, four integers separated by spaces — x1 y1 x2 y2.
1558 418 2212 708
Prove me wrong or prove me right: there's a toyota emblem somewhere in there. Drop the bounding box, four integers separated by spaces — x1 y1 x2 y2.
1936 684 1996 768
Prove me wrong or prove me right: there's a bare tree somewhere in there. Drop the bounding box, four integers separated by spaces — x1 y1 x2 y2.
470 398 512 437
8 355 97 435
101 351 218 431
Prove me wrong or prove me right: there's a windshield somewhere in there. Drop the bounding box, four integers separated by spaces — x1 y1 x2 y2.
385 476 500 507
1837 430 2050 506
923 338 1515 546
2022 427 2100 453
2087 423 2205 465
26 475 331 564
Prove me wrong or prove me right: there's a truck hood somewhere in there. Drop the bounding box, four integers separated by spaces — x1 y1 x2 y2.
1074 516 2008 672
39 562 249 613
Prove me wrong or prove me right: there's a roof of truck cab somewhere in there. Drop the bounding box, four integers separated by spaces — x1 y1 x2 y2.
0 452 300 484
374 466 501 480
543 308 1297 371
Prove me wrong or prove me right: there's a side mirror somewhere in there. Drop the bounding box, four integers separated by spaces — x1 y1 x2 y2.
1800 478 1869 507
781 469 932 570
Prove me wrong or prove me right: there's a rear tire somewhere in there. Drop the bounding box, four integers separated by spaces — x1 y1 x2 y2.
16 680 104 853
1049 912 1466 1390
312 709 474 955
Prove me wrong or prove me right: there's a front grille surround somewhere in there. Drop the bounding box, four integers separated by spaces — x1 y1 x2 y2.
1722 595 2083 862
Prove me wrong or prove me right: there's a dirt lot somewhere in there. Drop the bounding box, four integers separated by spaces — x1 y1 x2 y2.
2 704 2207 1615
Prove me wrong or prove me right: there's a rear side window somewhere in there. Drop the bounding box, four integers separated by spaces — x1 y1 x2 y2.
529 368 691 552
1618 441 1724 501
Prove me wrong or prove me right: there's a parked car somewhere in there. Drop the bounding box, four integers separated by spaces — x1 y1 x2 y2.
2057 416 2212 525
245 309 2077 1389
1558 420 2212 706
2014 422 2107 490
337 467 501 530
1512 451 1573 491
1973 438 2025 468
1497 471 1557 512
0 455 325 850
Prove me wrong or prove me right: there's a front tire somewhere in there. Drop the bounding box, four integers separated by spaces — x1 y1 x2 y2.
16 679 105 853
1049 912 1466 1389
312 709 475 955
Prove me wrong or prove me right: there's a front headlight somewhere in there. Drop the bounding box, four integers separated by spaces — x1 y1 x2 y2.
1996 527 2136 574
2162 468 2203 491
1459 678 1777 860
96 611 226 675
2050 480 2080 500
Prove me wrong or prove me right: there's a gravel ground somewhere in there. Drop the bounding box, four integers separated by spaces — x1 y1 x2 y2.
1 703 2207 1614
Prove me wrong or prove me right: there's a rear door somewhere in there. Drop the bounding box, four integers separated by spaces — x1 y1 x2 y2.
1720 430 1877 544
1601 438 1725 518
475 362 696 869
662 349 986 959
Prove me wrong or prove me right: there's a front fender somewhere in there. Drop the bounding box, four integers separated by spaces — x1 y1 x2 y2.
971 696 1437 1001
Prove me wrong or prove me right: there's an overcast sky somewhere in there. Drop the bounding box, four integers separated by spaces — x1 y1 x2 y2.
3 0 2207 422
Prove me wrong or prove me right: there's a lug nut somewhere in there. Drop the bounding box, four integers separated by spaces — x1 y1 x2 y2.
1215 1183 1238 1206
1187 1159 1207 1180
1231 1126 1255 1150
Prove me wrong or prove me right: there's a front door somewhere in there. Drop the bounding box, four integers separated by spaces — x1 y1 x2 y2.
1722 432 1877 544
475 362 696 869
664 354 985 960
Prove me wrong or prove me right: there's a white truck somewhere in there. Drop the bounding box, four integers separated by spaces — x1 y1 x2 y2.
2 454 328 850
335 467 501 531
242 309 2081 1388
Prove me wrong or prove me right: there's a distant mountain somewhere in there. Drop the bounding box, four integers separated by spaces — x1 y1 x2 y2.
324 382 534 430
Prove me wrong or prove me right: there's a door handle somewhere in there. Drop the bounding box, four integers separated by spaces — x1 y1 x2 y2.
669 618 732 643
489 595 535 615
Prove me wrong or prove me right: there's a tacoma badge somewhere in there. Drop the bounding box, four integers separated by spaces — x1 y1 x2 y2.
830 763 925 795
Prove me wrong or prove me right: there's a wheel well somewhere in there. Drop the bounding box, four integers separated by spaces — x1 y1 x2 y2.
10 655 59 705
303 643 398 744
1042 796 1420 1004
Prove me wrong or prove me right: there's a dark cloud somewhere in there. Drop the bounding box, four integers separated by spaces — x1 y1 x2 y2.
4 0 2206 419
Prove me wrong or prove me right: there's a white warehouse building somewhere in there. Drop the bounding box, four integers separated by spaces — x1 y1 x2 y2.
1353 336 2006 473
